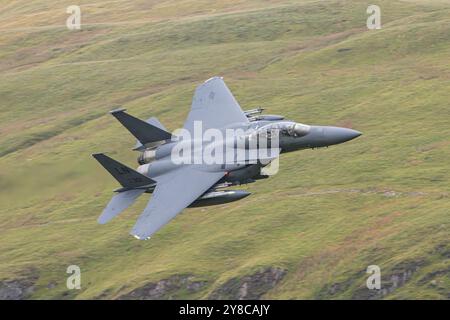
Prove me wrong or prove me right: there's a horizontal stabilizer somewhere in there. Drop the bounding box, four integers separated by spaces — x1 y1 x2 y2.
133 117 167 151
92 153 155 188
146 117 167 131
98 189 146 224
110 108 172 146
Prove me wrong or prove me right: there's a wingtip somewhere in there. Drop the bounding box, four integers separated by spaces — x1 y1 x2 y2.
203 76 223 84
132 234 151 240
110 107 127 114
97 217 107 225
91 152 104 158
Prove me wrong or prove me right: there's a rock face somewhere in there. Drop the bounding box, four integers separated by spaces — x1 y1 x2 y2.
352 260 425 300
118 274 207 300
208 267 286 300
0 278 36 300
317 260 426 300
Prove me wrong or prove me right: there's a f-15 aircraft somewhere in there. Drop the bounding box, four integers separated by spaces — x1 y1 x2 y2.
93 77 361 240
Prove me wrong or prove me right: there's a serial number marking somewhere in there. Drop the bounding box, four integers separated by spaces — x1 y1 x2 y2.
223 304 270 317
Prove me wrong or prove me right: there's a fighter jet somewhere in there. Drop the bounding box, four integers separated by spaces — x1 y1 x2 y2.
93 77 361 239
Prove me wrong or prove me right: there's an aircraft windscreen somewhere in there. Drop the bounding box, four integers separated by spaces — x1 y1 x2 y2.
255 122 310 138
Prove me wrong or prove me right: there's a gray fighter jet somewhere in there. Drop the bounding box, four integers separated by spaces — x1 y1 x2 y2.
93 77 361 239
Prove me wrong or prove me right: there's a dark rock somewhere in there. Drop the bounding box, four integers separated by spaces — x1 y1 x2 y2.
418 266 450 285
351 260 426 300
118 274 207 300
208 267 286 300
433 243 450 259
316 273 357 299
317 260 427 300
0 278 37 300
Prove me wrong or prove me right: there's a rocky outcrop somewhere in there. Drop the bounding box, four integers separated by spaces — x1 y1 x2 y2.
317 260 426 299
0 277 37 300
118 274 207 300
351 260 425 299
208 267 286 300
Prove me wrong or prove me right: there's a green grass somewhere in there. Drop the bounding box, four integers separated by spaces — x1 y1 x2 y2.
0 0 449 299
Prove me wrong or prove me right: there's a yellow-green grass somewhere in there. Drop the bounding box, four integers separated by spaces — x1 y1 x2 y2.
0 0 449 299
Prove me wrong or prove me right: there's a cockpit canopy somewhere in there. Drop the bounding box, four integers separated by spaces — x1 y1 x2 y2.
253 122 310 138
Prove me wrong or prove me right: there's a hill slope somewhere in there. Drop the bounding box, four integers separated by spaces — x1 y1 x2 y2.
0 0 449 299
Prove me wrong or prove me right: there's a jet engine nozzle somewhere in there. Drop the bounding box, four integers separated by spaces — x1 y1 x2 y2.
138 149 157 164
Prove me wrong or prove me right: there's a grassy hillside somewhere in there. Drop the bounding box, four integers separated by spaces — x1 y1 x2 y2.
0 0 449 299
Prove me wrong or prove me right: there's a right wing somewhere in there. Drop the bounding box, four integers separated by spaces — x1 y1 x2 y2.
131 166 225 239
98 189 146 224
183 77 248 133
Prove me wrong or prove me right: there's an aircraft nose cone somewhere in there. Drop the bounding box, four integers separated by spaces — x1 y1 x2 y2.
325 127 362 145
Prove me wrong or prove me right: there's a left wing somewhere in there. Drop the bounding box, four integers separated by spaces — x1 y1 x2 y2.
131 166 225 239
